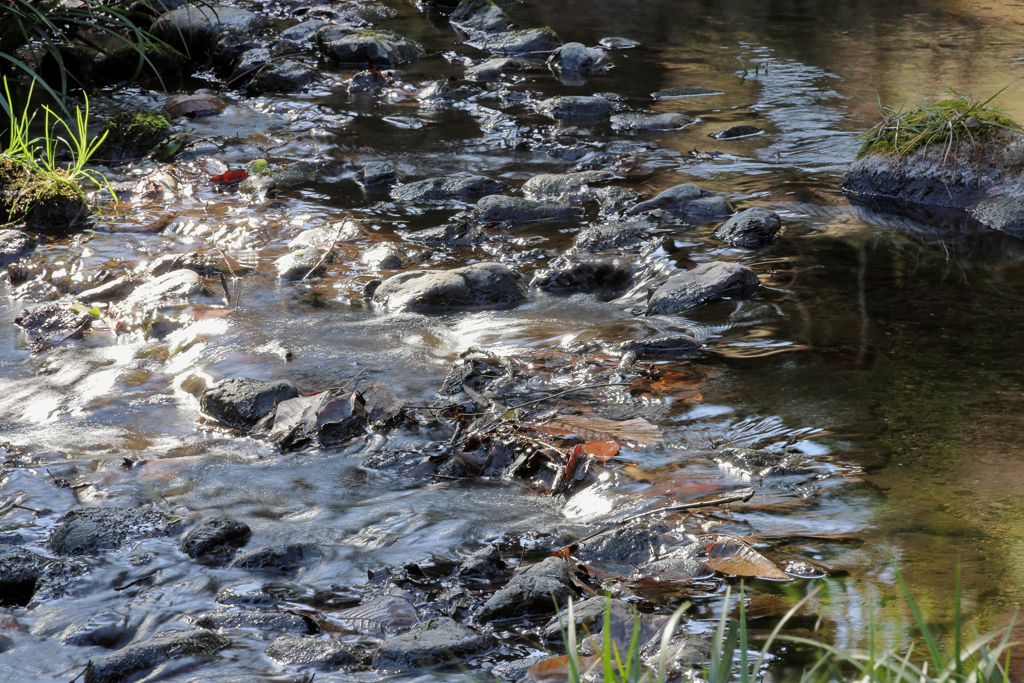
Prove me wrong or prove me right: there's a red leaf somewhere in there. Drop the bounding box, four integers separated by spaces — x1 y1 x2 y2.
582 440 619 462
210 169 249 184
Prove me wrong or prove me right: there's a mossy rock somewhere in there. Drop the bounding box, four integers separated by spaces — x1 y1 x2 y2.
0 159 88 234
98 110 173 160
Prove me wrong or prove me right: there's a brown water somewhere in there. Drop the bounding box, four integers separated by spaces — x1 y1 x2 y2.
5 0 1024 680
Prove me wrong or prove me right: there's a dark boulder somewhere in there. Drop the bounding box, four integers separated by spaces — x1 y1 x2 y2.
227 543 324 573
464 57 527 81
47 507 173 556
546 42 607 73
180 517 252 559
473 28 561 56
710 124 763 140
611 112 694 131
536 95 613 121
532 259 632 295
316 26 425 66
98 110 172 160
347 69 391 92
713 207 782 247
615 335 700 359
0 546 48 606
473 195 582 226
450 0 512 32
280 19 329 45
14 301 91 339
196 610 317 634
575 524 669 565
457 546 507 579
645 261 759 315
83 630 229 683
0 230 35 268
391 175 508 202
199 378 300 430
373 262 527 312
248 60 316 94
626 183 733 220
371 617 492 670
62 611 132 648
572 220 654 253
522 171 611 202
265 636 357 666
151 6 268 55
357 161 397 186
477 556 578 622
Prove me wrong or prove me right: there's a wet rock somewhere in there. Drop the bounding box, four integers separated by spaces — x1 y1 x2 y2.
465 57 527 81
532 259 632 295
474 28 562 56
599 36 640 49
145 251 232 279
392 175 509 202
645 261 759 315
216 583 280 609
626 183 733 220
196 609 316 634
713 207 782 247
457 546 507 579
280 19 329 45
546 42 607 73
570 152 621 172
653 86 718 99
0 230 35 268
417 79 484 107
473 195 582 226
357 161 397 186
372 617 492 670
716 447 810 477
450 0 512 32
180 517 252 559
522 171 611 202
631 545 713 580
615 335 700 359
120 269 211 310
275 248 333 280
596 186 642 216
200 377 301 430
83 629 229 683
336 595 419 634
710 124 763 140
572 220 654 253
0 546 48 606
316 25 425 65
77 276 138 304
373 262 527 312
13 301 91 339
227 543 323 573
62 611 131 648
152 6 268 55
611 112 694 131
495 654 550 681
228 47 272 84
248 60 316 95
363 243 405 270
477 556 578 622
539 595 631 644
347 69 391 92
98 110 172 160
47 507 173 556
575 524 670 565
239 161 319 196
536 95 613 121
266 636 357 666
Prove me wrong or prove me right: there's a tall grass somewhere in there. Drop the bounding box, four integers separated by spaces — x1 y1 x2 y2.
556 569 1016 683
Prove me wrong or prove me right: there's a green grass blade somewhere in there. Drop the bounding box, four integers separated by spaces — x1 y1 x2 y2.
895 570 945 672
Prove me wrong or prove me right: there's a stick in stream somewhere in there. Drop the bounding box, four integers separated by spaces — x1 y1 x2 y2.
619 487 756 522
299 220 348 283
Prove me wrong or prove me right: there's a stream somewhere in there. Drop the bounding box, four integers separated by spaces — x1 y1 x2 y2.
4 0 1024 681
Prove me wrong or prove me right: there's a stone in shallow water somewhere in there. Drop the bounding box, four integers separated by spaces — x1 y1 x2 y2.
391 175 508 202
248 59 316 95
572 220 655 253
472 28 562 56
713 207 782 247
611 112 694 131
645 261 759 315
546 42 607 72
653 86 719 99
196 609 316 634
180 517 252 559
536 95 614 121
200 378 300 430
450 0 512 33
265 636 357 666
357 161 397 186
473 195 582 226
599 36 640 50
0 230 35 269
626 182 733 219
47 507 173 556
522 171 611 202
464 57 528 81
371 617 492 669
373 262 528 312
710 124 763 139
476 556 578 622
615 335 701 359
83 630 229 683
227 543 324 573
315 25 425 66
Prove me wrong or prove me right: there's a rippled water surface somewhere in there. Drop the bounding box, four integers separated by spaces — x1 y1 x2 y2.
6 0 1024 680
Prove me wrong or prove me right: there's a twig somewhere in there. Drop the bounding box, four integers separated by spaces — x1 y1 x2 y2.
340 367 367 391
619 488 756 522
69 665 88 683
299 221 347 283
113 571 159 591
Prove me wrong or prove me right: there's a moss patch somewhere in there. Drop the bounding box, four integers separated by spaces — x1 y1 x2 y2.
0 158 88 233
98 109 172 160
858 96 1023 159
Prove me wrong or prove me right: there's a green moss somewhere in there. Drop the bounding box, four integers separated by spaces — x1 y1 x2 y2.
0 158 87 231
98 109 172 160
858 96 1023 159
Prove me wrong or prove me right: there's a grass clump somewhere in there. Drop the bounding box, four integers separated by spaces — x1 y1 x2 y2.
858 86 1024 160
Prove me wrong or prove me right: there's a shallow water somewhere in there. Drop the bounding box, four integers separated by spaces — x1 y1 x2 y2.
5 0 1024 680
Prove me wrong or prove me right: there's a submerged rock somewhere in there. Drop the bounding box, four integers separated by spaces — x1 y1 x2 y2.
716 447 811 477
248 60 316 94
457 546 507 579
465 57 527 81
83 630 229 683
0 546 49 607
599 36 640 49
227 543 323 573
572 220 655 253
358 161 397 186
239 160 319 196
575 524 668 565
631 547 714 581
546 42 607 73
180 517 252 559
316 25 425 65
391 175 509 202
645 261 759 315
47 507 173 556
473 28 561 55
522 171 611 202
266 636 357 666
477 556 578 622
710 124 763 140
713 207 782 247
473 195 583 225
372 617 492 670
0 230 35 268
532 259 632 295
119 269 211 310
373 262 527 311
200 377 301 430
653 86 718 99
627 183 733 220
536 95 614 121
615 335 701 359
611 112 694 131
196 610 316 634
450 0 512 32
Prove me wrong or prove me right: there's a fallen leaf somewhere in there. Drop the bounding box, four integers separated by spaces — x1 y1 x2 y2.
540 415 663 446
163 93 227 119
582 440 619 461
702 535 789 580
210 169 249 184
630 368 704 400
523 655 601 682
361 380 401 423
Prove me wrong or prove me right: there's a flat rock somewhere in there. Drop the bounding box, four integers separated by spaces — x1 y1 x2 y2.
372 617 492 670
227 543 323 573
200 377 300 430
391 175 508 202
120 269 210 310
316 25 424 65
0 230 35 268
473 28 561 55
465 57 527 81
536 95 613 121
266 636 357 666
710 124 763 140
522 171 611 202
645 261 759 315
450 0 512 32
653 86 718 99
373 262 527 312
532 259 632 295
546 42 606 72
611 112 694 131
626 183 733 219
196 610 316 634
248 60 316 95
83 630 229 683
152 6 268 54
713 207 781 247
473 195 582 225
358 161 397 186
47 506 173 556
14 301 91 338
477 556 577 622
457 546 507 579
575 524 668 565
631 545 713 581
572 220 654 252
615 335 700 359
180 517 252 559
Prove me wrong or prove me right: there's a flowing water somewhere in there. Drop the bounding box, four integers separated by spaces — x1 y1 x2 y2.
5 0 1024 680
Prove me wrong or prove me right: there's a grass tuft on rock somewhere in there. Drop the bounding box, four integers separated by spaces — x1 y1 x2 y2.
858 86 1024 160
99 109 171 160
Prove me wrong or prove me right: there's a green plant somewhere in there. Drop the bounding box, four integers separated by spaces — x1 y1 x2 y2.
858 84 1024 160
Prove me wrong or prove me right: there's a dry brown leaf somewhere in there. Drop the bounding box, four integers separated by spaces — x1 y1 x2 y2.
543 415 663 446
703 535 789 580
163 93 227 119
362 380 401 423
582 440 619 461
524 655 601 682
